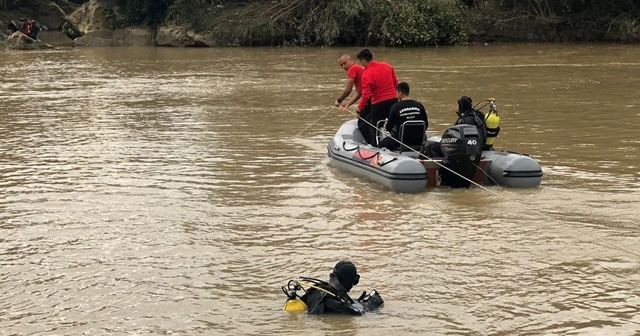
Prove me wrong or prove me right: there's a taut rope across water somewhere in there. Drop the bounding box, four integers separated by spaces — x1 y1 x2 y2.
296 105 640 259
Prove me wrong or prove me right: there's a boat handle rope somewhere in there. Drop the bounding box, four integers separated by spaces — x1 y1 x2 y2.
342 141 359 152
355 148 379 161
377 157 398 167
355 148 398 167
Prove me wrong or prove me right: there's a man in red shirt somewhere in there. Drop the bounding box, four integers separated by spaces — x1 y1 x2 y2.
335 53 371 143
334 54 364 108
356 49 399 147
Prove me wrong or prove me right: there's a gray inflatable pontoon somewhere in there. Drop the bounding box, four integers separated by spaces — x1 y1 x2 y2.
327 119 542 193
327 120 428 193
476 149 543 188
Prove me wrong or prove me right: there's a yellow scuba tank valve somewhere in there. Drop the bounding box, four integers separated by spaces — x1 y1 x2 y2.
484 98 501 148
281 277 348 312
282 279 308 312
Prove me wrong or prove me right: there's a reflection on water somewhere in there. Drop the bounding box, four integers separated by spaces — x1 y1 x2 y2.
1 45 639 335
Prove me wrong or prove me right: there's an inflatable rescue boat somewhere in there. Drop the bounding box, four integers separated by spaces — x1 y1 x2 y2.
327 119 542 193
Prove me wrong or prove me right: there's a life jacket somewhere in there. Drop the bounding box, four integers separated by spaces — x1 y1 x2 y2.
484 111 500 148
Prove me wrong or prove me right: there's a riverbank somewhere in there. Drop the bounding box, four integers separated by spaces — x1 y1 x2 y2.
2 0 639 47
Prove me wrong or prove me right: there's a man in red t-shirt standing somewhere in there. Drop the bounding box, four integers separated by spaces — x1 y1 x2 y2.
335 53 370 143
334 54 364 109
356 49 399 147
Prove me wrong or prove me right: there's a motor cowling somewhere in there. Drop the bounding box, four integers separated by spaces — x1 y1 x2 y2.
439 124 483 188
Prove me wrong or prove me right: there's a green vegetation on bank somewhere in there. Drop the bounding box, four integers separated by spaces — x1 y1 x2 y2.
3 0 640 45
119 0 640 44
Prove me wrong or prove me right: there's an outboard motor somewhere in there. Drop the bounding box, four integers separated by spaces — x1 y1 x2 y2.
439 124 483 188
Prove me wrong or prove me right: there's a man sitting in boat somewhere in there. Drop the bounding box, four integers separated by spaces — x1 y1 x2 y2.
422 96 486 158
282 261 384 315
378 81 428 150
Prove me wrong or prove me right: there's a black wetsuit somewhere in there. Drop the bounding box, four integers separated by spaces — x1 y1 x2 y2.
422 103 486 159
299 279 384 315
378 99 428 150
301 283 363 315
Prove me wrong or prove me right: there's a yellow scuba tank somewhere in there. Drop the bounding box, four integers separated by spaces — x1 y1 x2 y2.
283 298 307 312
282 279 308 312
484 98 500 148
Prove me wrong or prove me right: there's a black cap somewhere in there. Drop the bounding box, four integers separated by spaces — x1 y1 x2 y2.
331 261 360 291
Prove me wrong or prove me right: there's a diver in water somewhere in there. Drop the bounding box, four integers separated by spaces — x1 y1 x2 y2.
282 260 384 315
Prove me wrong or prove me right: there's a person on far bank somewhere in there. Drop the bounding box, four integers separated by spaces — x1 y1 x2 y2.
378 82 428 151
27 20 40 40
18 18 31 36
356 48 399 146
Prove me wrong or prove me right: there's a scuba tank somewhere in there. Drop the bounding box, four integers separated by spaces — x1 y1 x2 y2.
281 277 384 314
282 279 308 312
283 297 308 312
484 99 500 150
282 277 348 312
439 124 483 188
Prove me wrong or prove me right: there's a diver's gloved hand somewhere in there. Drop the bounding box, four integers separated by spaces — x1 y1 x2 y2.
357 289 384 312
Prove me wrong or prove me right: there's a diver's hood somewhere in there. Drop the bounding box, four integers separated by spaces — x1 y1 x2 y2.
457 96 473 117
329 276 349 293
330 261 360 292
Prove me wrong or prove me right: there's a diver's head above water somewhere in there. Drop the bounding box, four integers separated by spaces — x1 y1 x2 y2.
329 260 360 292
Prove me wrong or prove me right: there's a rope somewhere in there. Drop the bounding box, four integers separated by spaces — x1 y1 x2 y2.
294 105 336 137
